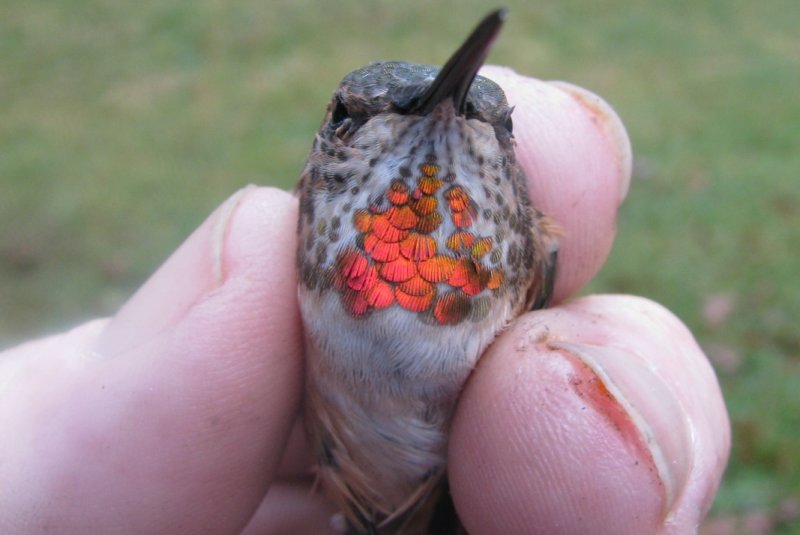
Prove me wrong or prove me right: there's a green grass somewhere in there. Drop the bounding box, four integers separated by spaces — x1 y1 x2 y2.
2 0 798 531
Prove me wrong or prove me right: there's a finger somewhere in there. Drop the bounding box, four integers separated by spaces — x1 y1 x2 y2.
0 187 303 533
241 480 337 535
449 295 730 535
275 417 316 479
482 66 633 301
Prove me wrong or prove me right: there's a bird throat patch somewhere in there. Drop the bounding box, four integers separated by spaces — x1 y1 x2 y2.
332 162 505 325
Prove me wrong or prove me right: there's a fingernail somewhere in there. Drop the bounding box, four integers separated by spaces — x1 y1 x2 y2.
550 340 693 518
210 186 258 284
95 186 258 356
549 82 633 204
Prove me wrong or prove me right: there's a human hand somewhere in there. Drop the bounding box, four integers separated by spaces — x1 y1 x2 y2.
0 69 729 534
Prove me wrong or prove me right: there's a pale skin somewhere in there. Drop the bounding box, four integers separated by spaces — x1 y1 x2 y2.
0 69 729 534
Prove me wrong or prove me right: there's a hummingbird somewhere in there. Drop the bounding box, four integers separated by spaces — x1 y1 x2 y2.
296 9 558 534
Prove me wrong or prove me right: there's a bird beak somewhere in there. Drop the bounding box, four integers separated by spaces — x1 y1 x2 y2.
409 8 506 116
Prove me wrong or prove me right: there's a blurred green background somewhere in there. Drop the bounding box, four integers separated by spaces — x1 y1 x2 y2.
1 0 798 532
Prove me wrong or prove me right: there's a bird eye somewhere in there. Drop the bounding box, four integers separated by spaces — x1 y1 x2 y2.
331 97 350 128
464 100 478 119
504 113 513 133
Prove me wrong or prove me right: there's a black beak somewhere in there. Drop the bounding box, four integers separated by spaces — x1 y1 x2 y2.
409 8 507 116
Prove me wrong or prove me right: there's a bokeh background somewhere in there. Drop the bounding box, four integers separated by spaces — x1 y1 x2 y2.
2 1 797 532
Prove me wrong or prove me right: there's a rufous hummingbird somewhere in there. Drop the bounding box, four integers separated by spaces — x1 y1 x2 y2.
296 9 558 534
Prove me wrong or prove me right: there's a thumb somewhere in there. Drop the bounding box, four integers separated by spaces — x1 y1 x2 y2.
449 295 730 535
0 187 303 534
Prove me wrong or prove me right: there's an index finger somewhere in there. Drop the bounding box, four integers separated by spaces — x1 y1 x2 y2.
484 66 633 301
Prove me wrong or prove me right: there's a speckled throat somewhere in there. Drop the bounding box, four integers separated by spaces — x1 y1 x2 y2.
297 69 540 327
